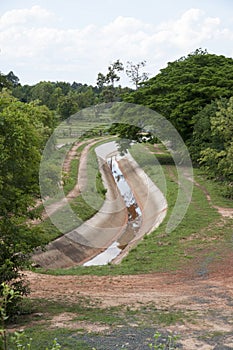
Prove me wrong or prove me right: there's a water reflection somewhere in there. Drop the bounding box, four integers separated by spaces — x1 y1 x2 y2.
109 156 142 223
83 155 142 266
109 156 143 253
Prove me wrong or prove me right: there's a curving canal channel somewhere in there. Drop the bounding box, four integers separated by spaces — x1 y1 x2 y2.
33 140 167 269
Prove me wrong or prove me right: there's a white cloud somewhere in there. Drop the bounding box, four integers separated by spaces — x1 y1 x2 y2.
155 8 222 49
101 16 152 37
0 5 53 28
0 6 232 84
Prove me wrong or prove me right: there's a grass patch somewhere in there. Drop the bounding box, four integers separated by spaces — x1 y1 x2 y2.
6 297 199 350
96 171 107 199
198 330 230 342
36 217 62 245
14 297 127 328
36 195 99 245
70 195 98 221
136 305 194 327
34 298 123 325
63 143 86 195
194 168 233 207
8 328 92 350
63 158 79 195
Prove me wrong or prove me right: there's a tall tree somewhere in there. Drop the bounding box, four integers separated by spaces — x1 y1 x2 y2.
96 60 124 102
126 60 149 89
0 73 11 91
105 59 124 87
5 71 20 87
96 73 106 89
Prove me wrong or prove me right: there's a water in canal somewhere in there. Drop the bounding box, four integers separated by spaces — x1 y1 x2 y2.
83 155 142 266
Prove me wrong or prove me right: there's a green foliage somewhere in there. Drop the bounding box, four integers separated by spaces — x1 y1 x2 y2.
99 59 124 87
199 97 233 179
108 122 155 155
148 332 179 349
5 72 20 88
10 332 33 350
0 73 11 90
191 96 233 197
109 122 142 140
97 60 124 102
0 91 56 305
0 90 55 212
57 94 79 120
12 80 99 122
12 84 33 103
74 87 97 109
0 218 38 301
190 100 219 163
30 82 62 110
0 283 20 350
0 283 62 350
10 332 61 350
125 49 233 140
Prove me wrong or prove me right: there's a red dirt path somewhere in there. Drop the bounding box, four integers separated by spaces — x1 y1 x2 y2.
25 251 233 348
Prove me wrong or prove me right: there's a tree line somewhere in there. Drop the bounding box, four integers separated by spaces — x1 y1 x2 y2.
7 60 148 120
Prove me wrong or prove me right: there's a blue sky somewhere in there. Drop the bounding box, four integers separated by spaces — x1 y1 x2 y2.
1 0 233 86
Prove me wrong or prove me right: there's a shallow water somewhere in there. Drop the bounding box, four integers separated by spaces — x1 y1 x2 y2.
83 155 142 266
109 156 142 231
83 241 121 266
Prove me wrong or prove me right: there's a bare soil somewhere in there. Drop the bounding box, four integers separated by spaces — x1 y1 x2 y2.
26 253 233 348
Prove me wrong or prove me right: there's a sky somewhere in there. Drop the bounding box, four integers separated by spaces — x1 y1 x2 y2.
1 0 233 86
